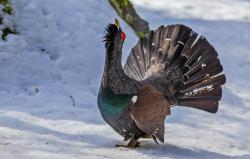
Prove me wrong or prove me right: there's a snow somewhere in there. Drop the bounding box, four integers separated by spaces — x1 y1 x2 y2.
0 0 250 158
131 0 250 22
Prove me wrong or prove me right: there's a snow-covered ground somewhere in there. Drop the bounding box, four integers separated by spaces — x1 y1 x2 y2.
0 0 250 158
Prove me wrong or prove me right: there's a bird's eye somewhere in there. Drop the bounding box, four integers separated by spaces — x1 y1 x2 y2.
121 32 126 41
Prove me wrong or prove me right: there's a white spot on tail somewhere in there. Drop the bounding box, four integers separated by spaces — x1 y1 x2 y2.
178 41 184 45
198 56 202 61
202 63 207 68
184 84 214 96
132 96 138 103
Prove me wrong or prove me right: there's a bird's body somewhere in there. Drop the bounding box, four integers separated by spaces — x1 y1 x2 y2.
98 87 144 140
98 20 226 148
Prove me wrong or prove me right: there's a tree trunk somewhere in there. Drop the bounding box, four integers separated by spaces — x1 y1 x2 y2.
108 0 150 38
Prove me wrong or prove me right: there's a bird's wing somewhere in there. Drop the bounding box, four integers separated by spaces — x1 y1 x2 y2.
130 85 171 143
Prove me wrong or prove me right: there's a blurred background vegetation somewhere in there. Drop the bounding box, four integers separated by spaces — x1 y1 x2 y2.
0 0 16 40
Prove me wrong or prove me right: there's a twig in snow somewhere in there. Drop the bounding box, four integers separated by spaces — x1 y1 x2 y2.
70 96 76 107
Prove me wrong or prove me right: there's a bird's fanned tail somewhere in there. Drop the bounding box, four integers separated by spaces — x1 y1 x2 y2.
124 24 226 113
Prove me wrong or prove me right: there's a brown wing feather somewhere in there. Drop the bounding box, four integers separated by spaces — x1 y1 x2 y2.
130 85 171 143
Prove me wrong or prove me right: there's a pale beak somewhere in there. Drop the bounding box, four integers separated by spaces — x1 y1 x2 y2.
114 18 120 29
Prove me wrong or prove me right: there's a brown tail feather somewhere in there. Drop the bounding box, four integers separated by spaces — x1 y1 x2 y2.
178 99 219 113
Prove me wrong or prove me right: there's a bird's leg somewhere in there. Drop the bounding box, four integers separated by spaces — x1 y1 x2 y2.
127 138 140 148
115 138 140 148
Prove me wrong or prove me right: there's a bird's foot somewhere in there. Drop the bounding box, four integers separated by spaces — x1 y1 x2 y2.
115 139 140 149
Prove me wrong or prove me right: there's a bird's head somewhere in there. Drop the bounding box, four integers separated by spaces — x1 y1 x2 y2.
103 19 126 52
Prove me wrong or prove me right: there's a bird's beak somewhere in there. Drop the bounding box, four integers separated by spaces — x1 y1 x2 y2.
114 18 120 29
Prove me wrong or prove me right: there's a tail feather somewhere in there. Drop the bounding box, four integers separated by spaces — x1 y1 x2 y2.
181 74 226 93
184 54 216 78
178 85 222 100
185 37 217 66
178 99 219 113
184 59 223 87
123 24 226 113
131 48 144 79
181 33 198 59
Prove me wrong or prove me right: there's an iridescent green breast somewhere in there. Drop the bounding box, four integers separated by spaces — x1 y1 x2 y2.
98 87 132 116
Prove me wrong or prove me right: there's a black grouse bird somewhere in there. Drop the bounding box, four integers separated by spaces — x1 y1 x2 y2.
98 19 226 148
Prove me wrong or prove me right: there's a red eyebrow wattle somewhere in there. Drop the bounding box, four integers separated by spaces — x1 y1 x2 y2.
121 32 126 41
